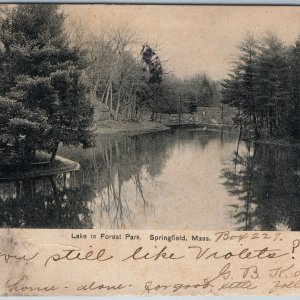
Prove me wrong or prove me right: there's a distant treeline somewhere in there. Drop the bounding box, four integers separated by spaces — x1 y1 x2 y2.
153 74 221 116
79 28 221 122
222 32 300 139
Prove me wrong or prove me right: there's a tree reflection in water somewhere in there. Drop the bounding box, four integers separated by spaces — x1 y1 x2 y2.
222 141 300 231
0 174 94 228
0 128 220 228
59 129 212 228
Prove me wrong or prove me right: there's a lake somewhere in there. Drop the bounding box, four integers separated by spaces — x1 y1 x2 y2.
0 128 299 230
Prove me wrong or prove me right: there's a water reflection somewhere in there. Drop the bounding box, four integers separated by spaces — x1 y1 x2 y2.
57 129 216 229
0 175 94 228
222 141 300 231
1 128 299 230
0 129 225 229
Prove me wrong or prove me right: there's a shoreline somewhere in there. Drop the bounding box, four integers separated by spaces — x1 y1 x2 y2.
94 120 236 136
1 123 299 182
0 155 80 181
95 120 300 149
242 137 300 149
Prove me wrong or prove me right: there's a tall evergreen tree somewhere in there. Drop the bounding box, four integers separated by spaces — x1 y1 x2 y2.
256 33 289 136
0 4 94 164
222 33 260 136
287 37 300 138
222 32 295 139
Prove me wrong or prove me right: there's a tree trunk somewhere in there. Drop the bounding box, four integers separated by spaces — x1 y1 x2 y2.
150 107 155 121
221 104 224 125
252 113 260 138
93 79 100 101
104 80 110 105
24 147 34 166
50 142 59 164
178 93 182 123
110 82 113 112
114 85 121 120
269 108 274 136
127 103 131 121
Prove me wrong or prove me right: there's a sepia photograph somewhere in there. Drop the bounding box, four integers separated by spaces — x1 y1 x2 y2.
0 3 299 231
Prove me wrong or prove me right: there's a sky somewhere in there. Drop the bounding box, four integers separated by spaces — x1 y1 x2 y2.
64 5 300 80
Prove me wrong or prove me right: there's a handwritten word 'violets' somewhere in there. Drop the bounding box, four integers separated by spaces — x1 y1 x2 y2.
188 246 289 260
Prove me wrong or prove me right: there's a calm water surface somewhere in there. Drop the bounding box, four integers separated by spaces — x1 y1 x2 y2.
0 128 299 230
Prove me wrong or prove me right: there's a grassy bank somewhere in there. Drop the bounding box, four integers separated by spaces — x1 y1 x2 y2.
95 119 169 135
94 106 236 135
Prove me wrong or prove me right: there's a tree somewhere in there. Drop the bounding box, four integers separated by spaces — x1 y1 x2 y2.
0 97 49 164
0 4 94 164
140 44 163 120
153 74 181 116
184 74 218 111
221 32 295 138
84 25 142 122
287 37 300 138
256 33 289 136
222 33 261 137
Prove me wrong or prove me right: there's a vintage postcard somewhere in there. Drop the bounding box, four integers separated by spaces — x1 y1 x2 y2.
0 2 300 296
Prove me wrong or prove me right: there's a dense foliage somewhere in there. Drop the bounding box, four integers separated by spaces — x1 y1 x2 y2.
0 4 94 165
222 32 300 139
